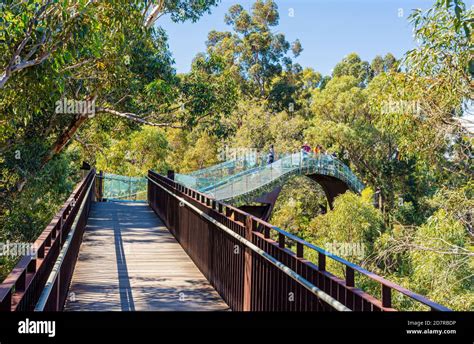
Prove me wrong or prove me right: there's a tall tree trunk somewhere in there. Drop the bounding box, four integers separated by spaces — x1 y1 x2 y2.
41 113 89 168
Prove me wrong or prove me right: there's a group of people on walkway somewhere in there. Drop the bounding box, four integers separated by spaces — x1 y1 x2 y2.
266 142 335 165
301 142 324 156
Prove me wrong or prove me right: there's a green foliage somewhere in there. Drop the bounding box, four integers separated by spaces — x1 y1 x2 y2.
95 126 169 176
1 0 472 311
180 131 220 172
271 176 327 233
231 102 272 150
232 102 308 153
179 52 239 136
268 67 321 112
159 128 221 173
163 0 221 23
307 191 385 265
0 150 79 280
370 53 399 79
332 53 371 86
205 0 302 98
409 209 473 310
407 0 472 86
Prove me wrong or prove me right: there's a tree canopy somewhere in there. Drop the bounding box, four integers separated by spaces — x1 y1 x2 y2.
0 0 472 310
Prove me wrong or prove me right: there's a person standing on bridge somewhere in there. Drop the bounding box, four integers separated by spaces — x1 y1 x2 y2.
301 142 311 161
313 145 321 155
267 145 275 165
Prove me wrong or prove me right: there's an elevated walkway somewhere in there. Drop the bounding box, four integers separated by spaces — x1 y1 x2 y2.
0 168 450 312
65 202 228 311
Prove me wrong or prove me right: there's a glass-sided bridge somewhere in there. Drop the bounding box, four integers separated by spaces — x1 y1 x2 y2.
175 152 365 205
98 172 147 201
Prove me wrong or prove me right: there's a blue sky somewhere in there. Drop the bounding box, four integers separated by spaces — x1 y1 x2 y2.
156 0 443 75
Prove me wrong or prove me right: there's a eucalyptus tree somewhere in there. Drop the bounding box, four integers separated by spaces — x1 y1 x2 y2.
144 0 220 28
0 0 221 258
370 53 399 79
332 53 371 87
404 0 473 179
0 0 221 193
204 0 303 98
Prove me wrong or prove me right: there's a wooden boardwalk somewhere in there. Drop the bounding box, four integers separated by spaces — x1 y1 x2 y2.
65 202 229 311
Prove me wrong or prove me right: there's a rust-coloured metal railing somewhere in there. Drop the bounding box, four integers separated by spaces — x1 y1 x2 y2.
147 170 450 312
0 169 96 311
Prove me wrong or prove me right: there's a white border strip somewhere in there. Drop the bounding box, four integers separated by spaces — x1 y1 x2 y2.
148 176 351 312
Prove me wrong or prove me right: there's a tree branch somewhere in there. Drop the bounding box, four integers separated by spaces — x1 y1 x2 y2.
0 0 93 89
96 107 184 128
144 0 165 29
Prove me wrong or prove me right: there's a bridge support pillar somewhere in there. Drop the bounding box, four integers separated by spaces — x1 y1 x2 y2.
237 186 282 222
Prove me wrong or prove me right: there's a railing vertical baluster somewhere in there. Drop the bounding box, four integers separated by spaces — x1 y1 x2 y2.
346 267 354 287
98 170 103 202
382 285 392 308
296 242 304 258
27 258 36 273
264 225 270 239
243 216 254 311
0 290 12 311
225 207 234 220
318 252 326 271
278 233 285 248
15 271 26 292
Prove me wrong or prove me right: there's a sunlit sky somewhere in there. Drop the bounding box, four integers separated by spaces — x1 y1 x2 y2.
156 0 453 75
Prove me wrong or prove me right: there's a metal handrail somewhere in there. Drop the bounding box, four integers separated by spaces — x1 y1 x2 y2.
222 202 451 311
0 169 95 311
147 175 351 311
34 175 95 311
155 172 451 311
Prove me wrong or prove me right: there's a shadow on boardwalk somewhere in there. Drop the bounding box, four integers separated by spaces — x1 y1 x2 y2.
65 202 229 311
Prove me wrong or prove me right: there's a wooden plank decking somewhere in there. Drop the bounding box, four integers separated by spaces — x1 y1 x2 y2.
65 202 229 311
